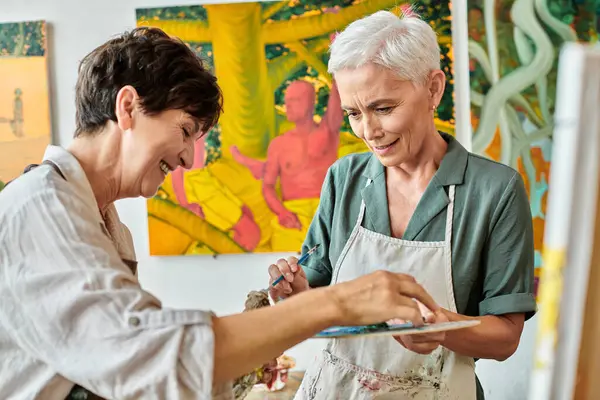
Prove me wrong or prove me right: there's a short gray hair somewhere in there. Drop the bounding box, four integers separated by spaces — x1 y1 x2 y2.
328 9 440 84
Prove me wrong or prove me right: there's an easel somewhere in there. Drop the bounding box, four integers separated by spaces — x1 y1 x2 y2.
529 43 600 400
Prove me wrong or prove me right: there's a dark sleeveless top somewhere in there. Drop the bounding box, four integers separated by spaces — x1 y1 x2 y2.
15 161 138 400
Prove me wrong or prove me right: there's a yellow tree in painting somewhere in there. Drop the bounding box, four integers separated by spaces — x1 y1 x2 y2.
141 0 419 159
137 1 453 255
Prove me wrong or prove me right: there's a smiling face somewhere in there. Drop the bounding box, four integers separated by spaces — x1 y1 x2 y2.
334 63 445 167
116 86 203 198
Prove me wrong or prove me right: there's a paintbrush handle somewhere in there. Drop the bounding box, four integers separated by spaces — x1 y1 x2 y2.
265 244 319 292
296 252 310 265
271 274 286 287
268 252 310 289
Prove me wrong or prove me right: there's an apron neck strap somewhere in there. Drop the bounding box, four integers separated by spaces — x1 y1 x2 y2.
356 178 372 228
445 185 456 245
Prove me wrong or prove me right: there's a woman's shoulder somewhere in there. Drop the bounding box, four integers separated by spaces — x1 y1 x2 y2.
0 165 92 225
464 152 526 189
329 151 373 178
0 165 58 203
461 153 529 214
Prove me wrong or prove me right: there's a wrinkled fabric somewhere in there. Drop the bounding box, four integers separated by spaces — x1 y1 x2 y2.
0 145 232 400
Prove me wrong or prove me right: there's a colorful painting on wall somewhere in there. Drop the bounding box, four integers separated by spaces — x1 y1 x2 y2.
0 20 51 189
467 0 599 296
137 1 454 256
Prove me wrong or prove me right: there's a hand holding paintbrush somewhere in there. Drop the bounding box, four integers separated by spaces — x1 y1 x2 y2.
265 244 319 300
232 245 319 399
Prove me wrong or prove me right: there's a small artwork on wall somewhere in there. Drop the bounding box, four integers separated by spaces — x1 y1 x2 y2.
137 1 454 256
0 20 52 189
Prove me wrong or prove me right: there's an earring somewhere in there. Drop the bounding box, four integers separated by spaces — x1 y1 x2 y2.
432 105 437 111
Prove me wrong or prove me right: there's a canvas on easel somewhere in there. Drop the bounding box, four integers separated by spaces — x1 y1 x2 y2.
529 42 600 400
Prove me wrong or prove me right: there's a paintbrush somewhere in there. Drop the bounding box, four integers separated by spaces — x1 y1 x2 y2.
263 243 320 292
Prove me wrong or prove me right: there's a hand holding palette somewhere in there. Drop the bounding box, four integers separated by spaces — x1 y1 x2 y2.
314 320 481 339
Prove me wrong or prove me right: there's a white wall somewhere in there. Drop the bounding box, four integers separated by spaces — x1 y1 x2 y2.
0 0 537 398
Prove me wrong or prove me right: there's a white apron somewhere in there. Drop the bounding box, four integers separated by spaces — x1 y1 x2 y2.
295 182 476 400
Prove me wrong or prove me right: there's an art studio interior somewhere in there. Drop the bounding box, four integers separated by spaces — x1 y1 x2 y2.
1 0 599 399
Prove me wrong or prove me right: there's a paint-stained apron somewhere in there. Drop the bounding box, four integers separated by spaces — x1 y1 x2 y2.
294 182 476 400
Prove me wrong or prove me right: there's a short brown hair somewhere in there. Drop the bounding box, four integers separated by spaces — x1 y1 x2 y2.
74 27 222 137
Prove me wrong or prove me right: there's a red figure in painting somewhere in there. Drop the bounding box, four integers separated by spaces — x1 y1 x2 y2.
231 77 343 251
263 79 342 228
172 137 261 252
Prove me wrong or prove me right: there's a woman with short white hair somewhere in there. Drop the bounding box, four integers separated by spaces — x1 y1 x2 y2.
269 10 536 400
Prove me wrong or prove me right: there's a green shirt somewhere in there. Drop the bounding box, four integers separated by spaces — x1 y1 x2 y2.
301 133 536 398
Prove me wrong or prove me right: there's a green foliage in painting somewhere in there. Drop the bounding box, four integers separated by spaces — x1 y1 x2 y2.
136 6 208 21
542 1 599 110
0 181 5 193
0 21 45 57
413 1 454 123
204 124 222 165
266 0 354 23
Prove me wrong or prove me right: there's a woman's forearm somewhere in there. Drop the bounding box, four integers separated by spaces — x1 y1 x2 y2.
211 287 338 384
440 310 525 361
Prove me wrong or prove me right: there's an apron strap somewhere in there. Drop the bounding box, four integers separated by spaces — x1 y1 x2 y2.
445 185 456 245
355 178 372 228
358 180 455 244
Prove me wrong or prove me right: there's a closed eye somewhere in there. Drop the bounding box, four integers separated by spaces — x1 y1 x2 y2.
181 126 190 138
375 107 394 114
345 110 360 120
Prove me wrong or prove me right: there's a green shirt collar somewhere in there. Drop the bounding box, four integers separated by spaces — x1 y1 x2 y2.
361 132 469 187
359 132 469 239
